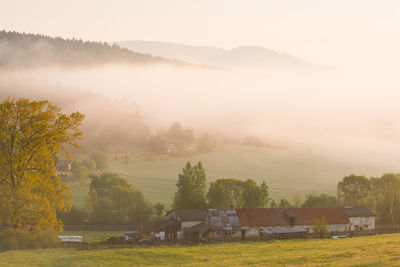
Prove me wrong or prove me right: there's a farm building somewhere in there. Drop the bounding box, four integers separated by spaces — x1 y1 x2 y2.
164 209 207 240
345 206 376 231
188 209 247 241
235 207 350 238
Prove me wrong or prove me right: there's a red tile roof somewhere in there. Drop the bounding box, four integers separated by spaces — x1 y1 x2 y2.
237 207 349 227
288 207 350 225
236 208 288 227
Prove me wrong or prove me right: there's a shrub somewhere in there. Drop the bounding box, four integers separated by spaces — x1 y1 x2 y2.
70 160 94 181
312 216 328 238
60 206 87 225
0 229 59 250
90 152 108 171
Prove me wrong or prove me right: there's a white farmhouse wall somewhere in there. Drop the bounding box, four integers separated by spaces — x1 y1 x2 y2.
242 224 349 237
349 216 375 231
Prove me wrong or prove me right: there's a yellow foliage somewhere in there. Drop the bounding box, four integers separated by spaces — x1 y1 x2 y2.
0 98 84 231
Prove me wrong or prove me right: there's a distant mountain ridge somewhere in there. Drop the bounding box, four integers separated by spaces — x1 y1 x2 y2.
0 31 182 69
115 40 225 64
0 31 333 72
114 40 330 71
209 46 308 68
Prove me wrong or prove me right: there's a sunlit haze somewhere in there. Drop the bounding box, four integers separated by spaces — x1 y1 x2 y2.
2 0 400 81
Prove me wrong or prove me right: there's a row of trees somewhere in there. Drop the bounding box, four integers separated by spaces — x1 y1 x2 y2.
338 174 400 226
171 161 400 227
63 161 268 226
269 193 338 209
171 161 352 211
173 162 270 209
64 152 108 182
149 122 216 155
62 173 163 226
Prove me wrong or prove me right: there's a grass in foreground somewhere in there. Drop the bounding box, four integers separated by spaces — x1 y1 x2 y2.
2 234 400 266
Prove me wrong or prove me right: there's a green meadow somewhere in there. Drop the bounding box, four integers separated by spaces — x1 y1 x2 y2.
69 144 375 207
2 233 400 266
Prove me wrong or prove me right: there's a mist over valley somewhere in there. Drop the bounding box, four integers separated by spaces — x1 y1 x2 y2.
1 30 400 205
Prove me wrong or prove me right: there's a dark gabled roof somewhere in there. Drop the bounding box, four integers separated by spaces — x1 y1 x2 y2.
345 207 376 217
187 223 211 235
237 207 350 227
169 209 207 222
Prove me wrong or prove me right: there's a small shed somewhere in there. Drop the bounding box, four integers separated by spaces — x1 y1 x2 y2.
187 223 211 242
165 209 207 240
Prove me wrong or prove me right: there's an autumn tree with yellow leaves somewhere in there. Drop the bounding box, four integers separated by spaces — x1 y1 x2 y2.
0 98 84 231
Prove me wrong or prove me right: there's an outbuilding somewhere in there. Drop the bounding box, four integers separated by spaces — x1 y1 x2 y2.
165 209 207 240
345 206 376 231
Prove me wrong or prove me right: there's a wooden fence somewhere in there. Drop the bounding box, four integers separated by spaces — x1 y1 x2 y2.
63 224 153 232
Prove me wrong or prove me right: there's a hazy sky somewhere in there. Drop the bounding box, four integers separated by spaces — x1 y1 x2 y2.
1 0 400 79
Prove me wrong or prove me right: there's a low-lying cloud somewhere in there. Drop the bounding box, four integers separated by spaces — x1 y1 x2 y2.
1 63 400 176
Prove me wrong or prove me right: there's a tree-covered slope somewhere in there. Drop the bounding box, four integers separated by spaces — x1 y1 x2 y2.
0 31 177 68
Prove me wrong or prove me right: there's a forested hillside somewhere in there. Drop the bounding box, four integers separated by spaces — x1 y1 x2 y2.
0 31 175 68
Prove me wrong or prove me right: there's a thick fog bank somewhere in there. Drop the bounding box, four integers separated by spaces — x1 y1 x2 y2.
1 64 400 176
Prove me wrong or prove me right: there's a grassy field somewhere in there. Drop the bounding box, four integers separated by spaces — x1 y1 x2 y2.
2 234 400 266
68 144 382 207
